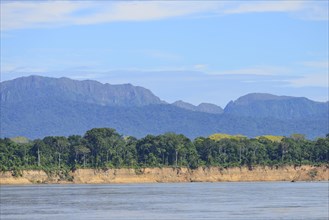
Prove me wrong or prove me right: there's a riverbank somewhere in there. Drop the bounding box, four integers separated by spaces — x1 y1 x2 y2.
0 165 328 185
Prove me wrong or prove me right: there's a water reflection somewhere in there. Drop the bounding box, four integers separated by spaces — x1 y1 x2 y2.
1 182 328 220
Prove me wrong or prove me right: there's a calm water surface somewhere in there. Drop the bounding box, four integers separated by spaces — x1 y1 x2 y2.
1 182 328 219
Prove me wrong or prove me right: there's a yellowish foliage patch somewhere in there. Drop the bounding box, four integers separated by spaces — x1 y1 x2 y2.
256 135 284 142
209 133 247 141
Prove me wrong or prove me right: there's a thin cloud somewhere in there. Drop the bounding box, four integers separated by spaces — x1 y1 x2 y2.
210 66 291 76
295 1 329 21
1 1 90 30
1 1 327 31
0 1 217 31
302 61 329 69
208 62 328 88
193 64 208 71
1 64 47 74
288 73 329 88
74 1 218 24
224 1 303 14
224 1 328 21
285 60 328 87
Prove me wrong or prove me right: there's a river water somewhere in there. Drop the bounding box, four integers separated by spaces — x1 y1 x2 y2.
1 182 328 219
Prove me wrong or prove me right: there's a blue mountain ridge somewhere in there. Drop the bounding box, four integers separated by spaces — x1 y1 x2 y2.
1 75 328 139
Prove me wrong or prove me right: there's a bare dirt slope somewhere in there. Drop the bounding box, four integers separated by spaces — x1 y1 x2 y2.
0 166 327 185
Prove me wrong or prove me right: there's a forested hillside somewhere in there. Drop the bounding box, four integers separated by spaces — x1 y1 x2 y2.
1 128 328 176
1 76 328 139
225 93 328 119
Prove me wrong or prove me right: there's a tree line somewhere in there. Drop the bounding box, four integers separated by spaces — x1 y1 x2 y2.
1 128 328 173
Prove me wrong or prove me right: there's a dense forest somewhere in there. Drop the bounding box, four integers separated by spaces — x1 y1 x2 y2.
1 128 328 176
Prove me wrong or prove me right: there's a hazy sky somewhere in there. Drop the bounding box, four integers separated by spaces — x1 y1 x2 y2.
1 1 328 107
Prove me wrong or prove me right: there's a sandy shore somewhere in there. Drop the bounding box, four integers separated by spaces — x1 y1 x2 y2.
0 165 328 185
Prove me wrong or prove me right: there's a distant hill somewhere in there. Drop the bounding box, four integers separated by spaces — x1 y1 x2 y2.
0 75 164 107
197 103 224 114
224 93 328 120
172 100 223 114
1 76 328 139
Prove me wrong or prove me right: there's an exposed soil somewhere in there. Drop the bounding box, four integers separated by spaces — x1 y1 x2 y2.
0 165 328 185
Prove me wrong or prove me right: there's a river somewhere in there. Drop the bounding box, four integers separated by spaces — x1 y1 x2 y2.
1 182 328 219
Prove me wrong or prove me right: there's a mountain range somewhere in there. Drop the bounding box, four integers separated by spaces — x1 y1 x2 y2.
1 75 328 139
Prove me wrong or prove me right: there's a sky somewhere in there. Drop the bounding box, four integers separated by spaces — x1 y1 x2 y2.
1 0 328 107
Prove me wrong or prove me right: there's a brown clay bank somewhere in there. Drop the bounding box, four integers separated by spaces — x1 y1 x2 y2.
0 165 328 185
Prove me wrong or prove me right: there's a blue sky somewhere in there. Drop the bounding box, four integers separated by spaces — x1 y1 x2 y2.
1 1 328 107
